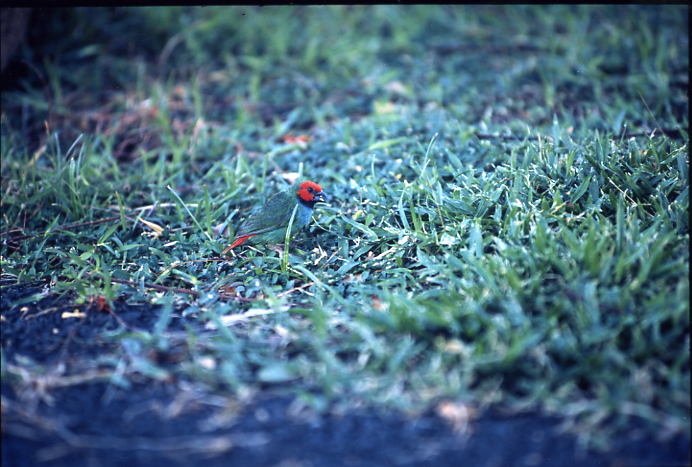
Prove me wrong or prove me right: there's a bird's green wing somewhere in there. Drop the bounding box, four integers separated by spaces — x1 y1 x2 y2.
234 190 296 237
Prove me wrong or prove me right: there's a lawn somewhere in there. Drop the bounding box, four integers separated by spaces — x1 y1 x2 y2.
1 5 689 464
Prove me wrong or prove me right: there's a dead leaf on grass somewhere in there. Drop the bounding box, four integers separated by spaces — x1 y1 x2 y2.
435 400 476 434
137 216 165 237
61 309 86 319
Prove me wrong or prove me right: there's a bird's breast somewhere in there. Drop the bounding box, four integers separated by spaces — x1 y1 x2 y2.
295 203 314 228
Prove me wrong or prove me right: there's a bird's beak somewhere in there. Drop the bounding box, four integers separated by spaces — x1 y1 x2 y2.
314 191 328 203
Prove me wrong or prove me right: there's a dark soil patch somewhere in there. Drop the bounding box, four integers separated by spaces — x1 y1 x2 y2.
1 285 174 365
1 285 689 467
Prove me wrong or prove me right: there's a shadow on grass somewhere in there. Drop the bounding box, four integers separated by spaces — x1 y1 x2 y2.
2 285 688 467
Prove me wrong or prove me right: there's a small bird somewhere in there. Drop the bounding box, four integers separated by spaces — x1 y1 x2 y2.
222 180 327 253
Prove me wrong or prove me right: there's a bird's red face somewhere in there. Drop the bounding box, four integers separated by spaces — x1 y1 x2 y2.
296 181 327 203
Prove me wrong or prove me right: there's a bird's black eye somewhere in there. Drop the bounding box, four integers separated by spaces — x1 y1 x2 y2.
307 187 315 193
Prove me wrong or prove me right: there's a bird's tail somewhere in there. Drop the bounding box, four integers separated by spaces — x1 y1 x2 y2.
222 234 256 254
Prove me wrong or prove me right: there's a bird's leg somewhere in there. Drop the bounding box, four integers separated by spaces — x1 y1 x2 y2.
212 221 230 238
268 244 285 256
269 243 304 259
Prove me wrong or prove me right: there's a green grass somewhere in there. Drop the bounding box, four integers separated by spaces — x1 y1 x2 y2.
1 5 689 449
